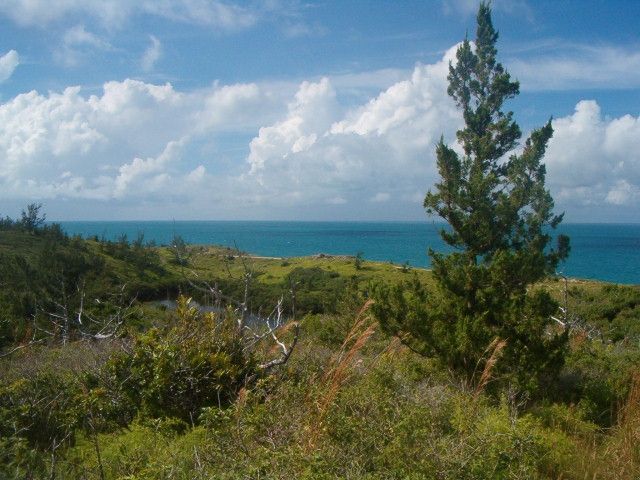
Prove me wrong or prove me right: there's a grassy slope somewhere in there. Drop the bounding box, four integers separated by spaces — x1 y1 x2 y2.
180 245 640 336
186 245 433 285
3 228 636 329
2 228 636 313
0 230 168 285
2 232 640 479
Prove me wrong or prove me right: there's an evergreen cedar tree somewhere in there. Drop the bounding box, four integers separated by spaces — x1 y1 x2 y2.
373 3 570 392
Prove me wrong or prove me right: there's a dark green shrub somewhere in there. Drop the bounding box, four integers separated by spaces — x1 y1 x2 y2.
286 267 345 314
0 370 81 456
553 340 640 427
567 284 640 342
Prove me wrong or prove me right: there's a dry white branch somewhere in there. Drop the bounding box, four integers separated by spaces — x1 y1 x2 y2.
34 282 135 344
178 243 300 374
551 274 602 340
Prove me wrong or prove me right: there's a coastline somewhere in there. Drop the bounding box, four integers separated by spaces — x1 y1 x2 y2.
54 221 640 285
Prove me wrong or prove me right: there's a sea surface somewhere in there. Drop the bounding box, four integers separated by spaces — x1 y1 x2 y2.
56 221 639 285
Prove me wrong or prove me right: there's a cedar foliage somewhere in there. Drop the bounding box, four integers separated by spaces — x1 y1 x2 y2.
374 3 570 391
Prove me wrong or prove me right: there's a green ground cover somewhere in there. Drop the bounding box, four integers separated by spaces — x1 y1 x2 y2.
1 219 639 479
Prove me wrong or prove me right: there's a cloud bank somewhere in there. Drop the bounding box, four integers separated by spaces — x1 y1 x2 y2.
546 100 640 210
0 45 638 221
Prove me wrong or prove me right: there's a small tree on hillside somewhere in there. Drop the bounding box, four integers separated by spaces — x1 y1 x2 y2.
373 3 570 392
171 234 190 266
20 203 46 233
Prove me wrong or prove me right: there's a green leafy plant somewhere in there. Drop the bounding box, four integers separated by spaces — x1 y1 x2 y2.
105 297 257 422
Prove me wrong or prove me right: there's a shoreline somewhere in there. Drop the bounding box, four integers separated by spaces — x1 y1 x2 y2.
53 221 640 286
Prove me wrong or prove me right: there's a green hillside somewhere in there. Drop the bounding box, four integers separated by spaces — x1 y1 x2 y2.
1 216 640 478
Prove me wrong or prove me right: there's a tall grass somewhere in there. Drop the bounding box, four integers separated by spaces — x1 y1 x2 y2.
306 299 376 451
573 370 640 479
601 371 640 479
472 337 507 399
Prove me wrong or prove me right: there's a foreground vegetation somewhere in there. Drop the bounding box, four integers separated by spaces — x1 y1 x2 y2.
2 6 639 477
1 209 639 479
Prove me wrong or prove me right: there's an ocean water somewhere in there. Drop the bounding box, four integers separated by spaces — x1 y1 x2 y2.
56 221 639 285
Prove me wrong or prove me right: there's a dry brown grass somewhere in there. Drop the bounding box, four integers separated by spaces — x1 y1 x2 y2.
601 371 640 479
472 337 507 399
572 371 640 480
305 299 376 451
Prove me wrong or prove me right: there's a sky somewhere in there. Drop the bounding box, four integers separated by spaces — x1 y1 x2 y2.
0 0 639 222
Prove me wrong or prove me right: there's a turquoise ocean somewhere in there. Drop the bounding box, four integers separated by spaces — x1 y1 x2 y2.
57 221 639 285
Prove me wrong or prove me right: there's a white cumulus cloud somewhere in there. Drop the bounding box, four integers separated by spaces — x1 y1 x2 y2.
546 100 640 214
0 42 639 221
247 77 340 182
244 45 461 212
0 78 270 203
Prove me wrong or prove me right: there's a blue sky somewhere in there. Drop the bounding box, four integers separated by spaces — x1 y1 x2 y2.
0 0 639 222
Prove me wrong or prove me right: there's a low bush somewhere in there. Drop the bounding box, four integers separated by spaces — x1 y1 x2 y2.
103 297 257 422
